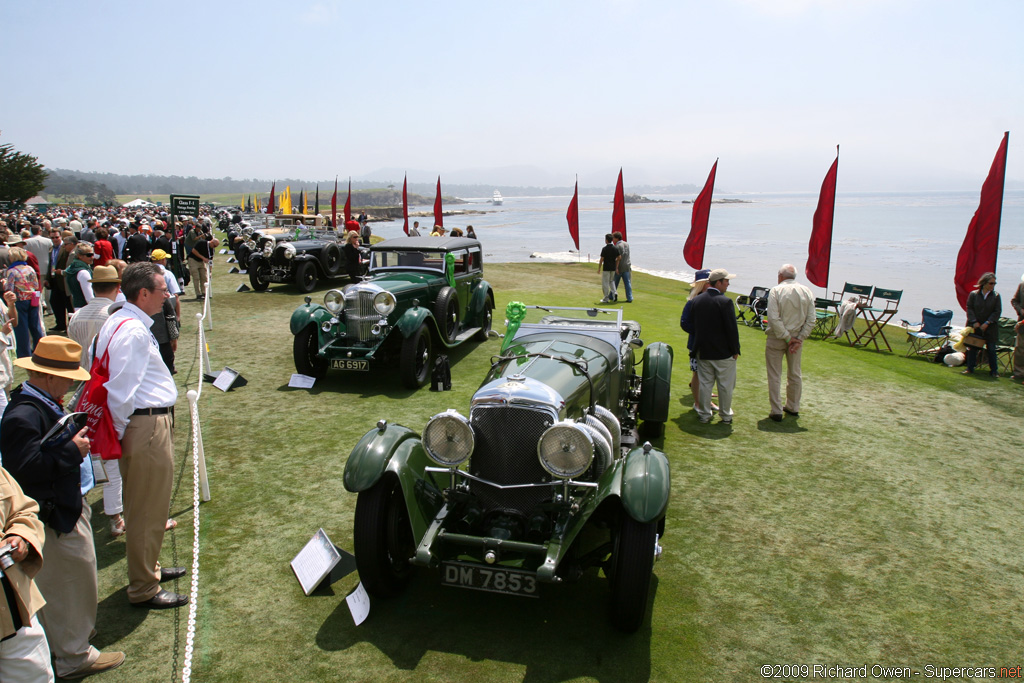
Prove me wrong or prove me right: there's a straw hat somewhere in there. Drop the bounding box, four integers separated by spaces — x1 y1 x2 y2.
14 336 91 381
89 265 121 283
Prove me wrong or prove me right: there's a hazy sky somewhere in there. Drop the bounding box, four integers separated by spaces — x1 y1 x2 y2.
2 0 1021 192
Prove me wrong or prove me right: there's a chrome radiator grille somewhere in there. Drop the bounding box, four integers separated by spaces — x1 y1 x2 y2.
469 406 554 515
344 290 378 341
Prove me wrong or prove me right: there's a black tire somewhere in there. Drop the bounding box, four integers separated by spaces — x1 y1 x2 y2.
295 260 317 293
353 475 417 598
609 515 658 633
248 265 269 291
293 324 327 379
321 243 343 276
234 243 250 266
433 287 459 343
400 324 432 389
473 302 493 342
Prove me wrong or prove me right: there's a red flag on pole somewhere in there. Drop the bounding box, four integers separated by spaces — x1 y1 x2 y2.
806 147 839 289
612 168 626 242
402 175 409 235
344 178 351 222
267 181 276 214
684 159 718 270
566 178 580 250
331 177 337 229
433 176 444 228
954 131 1009 311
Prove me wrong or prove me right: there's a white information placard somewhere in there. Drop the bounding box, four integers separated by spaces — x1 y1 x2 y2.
290 528 342 596
346 583 371 626
219 248 227 254
213 368 239 392
289 373 316 388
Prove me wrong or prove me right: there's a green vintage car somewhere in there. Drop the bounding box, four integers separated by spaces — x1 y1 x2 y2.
290 237 494 388
343 304 673 632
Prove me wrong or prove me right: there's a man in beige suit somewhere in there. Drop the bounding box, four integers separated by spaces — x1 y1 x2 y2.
765 264 816 422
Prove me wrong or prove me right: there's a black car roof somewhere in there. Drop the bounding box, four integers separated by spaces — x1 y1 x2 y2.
371 237 481 252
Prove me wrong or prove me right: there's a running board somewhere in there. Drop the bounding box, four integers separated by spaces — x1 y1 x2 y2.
452 327 481 343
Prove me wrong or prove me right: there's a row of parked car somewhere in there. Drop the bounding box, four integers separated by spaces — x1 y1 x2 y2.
222 218 676 632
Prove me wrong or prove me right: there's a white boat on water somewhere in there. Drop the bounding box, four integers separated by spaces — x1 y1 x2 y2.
491 190 503 205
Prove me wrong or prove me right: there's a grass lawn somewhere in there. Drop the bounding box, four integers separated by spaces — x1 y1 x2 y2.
32 254 1021 682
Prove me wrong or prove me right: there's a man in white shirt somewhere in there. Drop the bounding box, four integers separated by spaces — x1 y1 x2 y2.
94 263 187 609
764 264 816 421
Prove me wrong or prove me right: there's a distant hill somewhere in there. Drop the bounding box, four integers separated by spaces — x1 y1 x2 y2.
50 168 700 199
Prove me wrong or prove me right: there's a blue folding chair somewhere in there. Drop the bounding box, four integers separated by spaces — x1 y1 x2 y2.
902 308 953 357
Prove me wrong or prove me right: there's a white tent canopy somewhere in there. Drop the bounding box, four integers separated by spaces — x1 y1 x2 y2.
122 198 157 208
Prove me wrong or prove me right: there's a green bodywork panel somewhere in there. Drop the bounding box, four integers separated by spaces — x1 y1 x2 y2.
619 445 671 523
289 302 333 336
343 424 440 542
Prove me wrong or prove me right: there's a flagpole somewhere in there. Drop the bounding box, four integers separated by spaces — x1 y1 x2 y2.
826 144 838 295
994 131 1008 274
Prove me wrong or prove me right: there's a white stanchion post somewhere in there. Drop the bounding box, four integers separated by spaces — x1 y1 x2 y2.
187 389 210 502
203 263 213 331
196 312 211 379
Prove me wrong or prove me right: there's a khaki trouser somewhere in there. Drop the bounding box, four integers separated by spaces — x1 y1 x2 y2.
120 413 174 603
187 258 208 298
35 503 100 677
765 336 804 416
696 357 736 421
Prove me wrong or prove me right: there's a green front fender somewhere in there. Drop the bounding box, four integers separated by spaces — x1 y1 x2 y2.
343 424 420 492
343 424 439 541
395 305 434 338
290 302 333 335
619 444 671 523
638 342 674 423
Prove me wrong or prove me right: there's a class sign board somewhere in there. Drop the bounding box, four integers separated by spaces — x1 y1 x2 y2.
170 194 200 218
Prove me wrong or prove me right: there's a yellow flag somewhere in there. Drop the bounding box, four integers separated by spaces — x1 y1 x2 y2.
282 186 293 214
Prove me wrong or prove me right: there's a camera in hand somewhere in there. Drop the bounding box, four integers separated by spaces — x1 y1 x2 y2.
0 542 15 573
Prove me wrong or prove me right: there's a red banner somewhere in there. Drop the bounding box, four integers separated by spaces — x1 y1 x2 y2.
331 177 337 229
684 159 718 270
612 168 626 242
402 175 409 235
566 180 580 250
806 149 839 289
267 182 276 214
433 176 444 228
344 178 351 222
955 131 1009 311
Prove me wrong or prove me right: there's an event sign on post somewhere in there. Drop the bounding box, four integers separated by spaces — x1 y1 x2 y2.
169 194 201 283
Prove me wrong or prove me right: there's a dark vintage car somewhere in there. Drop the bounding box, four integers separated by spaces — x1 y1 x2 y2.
342 304 673 632
227 214 323 268
290 236 494 388
246 229 368 293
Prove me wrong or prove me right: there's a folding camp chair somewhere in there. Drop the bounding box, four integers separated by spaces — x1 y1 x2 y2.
902 308 953 357
810 297 839 339
735 286 770 328
830 283 873 344
996 317 1018 374
851 287 902 351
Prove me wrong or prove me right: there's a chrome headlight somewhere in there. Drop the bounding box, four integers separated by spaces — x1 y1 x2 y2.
282 243 296 260
242 227 254 237
245 239 256 251
263 240 274 257
324 289 344 314
423 410 474 467
373 291 397 316
538 421 594 479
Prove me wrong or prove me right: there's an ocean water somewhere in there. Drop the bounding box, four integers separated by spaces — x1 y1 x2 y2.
373 190 1024 324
